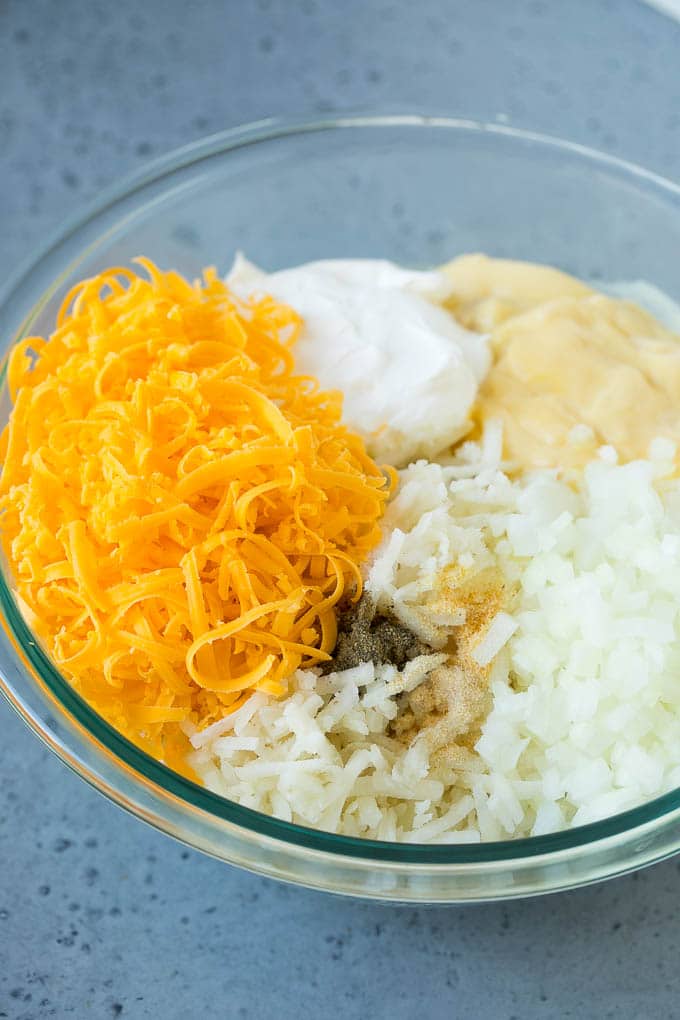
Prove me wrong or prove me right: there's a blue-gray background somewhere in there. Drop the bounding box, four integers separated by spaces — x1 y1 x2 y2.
1 1 680 1017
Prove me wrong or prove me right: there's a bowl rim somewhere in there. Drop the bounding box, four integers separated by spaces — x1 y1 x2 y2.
2 110 680 868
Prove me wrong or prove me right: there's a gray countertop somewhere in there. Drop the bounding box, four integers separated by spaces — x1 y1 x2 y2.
2 1 680 1017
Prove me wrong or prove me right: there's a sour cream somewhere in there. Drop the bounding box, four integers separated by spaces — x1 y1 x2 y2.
227 256 489 467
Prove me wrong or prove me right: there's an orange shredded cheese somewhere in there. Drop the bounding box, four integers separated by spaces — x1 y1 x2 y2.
0 259 393 764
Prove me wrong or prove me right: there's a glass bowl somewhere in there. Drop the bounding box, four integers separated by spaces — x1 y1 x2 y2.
2 114 680 903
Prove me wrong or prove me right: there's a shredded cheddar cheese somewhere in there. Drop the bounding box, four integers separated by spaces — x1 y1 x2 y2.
0 259 393 765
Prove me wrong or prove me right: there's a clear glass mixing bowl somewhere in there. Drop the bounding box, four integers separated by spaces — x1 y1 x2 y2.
2 114 680 902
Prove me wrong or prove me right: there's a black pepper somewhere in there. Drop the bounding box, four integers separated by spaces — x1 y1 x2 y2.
323 593 429 673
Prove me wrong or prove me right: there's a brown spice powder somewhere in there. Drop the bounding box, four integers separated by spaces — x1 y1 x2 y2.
324 568 512 762
389 566 512 760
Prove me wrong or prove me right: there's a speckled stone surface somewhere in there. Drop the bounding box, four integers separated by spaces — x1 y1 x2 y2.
2 1 680 1017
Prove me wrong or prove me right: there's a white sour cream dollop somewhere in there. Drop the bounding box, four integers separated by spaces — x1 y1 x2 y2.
227 255 489 467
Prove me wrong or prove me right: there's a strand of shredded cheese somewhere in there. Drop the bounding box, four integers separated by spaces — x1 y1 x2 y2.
0 259 393 769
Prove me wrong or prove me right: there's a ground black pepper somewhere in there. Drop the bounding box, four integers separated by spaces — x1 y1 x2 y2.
323 593 428 673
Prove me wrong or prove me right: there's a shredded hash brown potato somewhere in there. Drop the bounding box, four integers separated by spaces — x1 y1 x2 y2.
0 260 392 767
